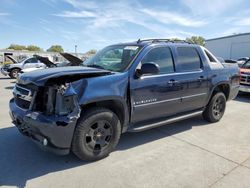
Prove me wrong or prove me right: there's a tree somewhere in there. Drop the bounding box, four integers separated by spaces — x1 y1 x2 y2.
47 45 64 53
26 45 42 51
186 36 205 46
86 49 97 56
85 49 97 57
170 38 181 41
7 44 26 51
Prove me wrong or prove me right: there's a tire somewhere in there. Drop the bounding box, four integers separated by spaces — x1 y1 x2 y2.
9 68 20 79
72 107 121 161
203 92 226 123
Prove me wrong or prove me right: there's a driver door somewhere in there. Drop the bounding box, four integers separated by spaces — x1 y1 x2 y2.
130 46 184 123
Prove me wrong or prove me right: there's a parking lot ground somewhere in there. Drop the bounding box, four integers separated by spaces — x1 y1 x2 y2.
1 74 250 188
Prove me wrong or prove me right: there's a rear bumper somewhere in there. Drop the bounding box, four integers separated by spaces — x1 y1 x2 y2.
9 98 79 155
239 84 250 93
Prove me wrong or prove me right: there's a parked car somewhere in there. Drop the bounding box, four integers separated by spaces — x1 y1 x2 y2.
1 53 83 78
237 57 250 67
224 58 249 67
239 59 250 93
9 39 240 161
1 56 47 78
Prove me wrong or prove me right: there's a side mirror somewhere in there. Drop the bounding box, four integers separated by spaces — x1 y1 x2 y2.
136 62 160 77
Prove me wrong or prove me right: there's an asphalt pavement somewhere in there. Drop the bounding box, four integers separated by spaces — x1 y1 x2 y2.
1 74 250 188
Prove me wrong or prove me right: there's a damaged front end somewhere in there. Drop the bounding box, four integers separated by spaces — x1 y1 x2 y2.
9 82 81 155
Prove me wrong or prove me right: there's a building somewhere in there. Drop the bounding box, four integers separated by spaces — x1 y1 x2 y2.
0 49 88 63
205 33 250 60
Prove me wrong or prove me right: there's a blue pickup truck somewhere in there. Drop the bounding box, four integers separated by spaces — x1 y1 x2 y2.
9 39 240 161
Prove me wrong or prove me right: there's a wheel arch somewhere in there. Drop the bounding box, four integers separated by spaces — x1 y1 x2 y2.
207 82 230 105
9 67 21 72
80 98 129 132
8 67 21 78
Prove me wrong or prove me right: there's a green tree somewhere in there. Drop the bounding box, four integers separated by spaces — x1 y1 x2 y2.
85 49 97 58
86 49 97 56
170 38 181 41
47 45 64 53
186 36 205 46
26 45 42 51
7 44 26 51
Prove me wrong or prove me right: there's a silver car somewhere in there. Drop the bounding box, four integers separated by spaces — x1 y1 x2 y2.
1 56 46 78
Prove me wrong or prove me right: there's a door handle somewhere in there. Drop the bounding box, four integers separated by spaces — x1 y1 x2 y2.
168 79 178 86
198 76 205 82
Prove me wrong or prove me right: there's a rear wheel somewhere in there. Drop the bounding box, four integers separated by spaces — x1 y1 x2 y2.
9 68 20 79
72 108 121 161
203 92 226 123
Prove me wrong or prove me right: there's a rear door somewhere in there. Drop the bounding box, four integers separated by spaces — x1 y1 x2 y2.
130 46 184 123
174 46 209 112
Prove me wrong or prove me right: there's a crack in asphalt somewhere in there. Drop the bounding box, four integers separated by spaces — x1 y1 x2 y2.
208 155 250 188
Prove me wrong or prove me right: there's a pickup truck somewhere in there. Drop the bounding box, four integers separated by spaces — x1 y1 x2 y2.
239 59 250 93
9 39 240 161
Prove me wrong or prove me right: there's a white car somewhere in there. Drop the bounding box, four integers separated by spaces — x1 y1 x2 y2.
2 53 84 78
1 56 47 78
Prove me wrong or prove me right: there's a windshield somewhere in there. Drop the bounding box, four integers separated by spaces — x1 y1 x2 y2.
242 60 250 69
84 45 141 72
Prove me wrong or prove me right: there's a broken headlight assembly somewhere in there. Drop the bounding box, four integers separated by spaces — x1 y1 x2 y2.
54 83 79 116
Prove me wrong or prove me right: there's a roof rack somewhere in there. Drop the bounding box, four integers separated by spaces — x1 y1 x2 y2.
137 38 193 44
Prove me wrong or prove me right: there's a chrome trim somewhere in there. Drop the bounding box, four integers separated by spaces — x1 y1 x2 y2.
13 85 32 102
239 85 250 93
240 74 250 85
134 97 180 107
140 70 203 79
134 93 207 107
129 110 203 132
182 93 207 99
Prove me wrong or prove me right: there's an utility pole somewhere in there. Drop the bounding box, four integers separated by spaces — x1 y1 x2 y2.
75 45 77 54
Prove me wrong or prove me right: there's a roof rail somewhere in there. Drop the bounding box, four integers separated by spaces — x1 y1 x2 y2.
137 38 193 44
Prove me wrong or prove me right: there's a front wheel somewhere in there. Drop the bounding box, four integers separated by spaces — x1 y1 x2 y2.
72 108 121 161
9 68 20 79
203 92 226 123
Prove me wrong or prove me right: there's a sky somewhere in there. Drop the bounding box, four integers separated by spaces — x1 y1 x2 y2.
1 0 250 53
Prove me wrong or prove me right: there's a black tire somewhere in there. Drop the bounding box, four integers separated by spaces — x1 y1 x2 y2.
203 92 226 123
72 107 121 161
9 68 20 79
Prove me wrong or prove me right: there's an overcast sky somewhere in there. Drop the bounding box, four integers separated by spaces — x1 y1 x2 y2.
1 0 250 52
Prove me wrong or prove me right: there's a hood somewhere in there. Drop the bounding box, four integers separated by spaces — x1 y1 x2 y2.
60 53 83 66
33 55 56 68
6 55 18 64
17 66 111 86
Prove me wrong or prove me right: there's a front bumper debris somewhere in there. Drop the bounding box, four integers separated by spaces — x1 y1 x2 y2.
9 97 80 155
